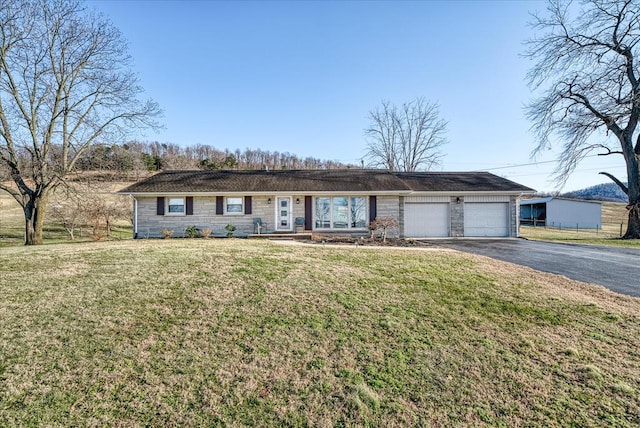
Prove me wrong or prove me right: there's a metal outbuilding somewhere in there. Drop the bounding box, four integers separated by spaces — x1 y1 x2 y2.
519 197 602 230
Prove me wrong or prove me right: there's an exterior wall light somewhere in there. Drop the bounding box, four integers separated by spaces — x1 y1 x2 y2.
267 198 272 204
456 197 461 204
296 198 300 204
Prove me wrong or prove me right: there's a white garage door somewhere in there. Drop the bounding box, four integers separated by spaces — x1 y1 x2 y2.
464 203 509 237
404 203 450 237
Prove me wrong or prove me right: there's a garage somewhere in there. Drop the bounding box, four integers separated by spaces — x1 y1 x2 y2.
404 199 450 237
464 202 509 237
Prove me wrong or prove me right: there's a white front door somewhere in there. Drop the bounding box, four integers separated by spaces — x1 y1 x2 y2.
276 197 292 231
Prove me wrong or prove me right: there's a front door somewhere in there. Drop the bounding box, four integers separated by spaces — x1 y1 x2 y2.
276 197 292 231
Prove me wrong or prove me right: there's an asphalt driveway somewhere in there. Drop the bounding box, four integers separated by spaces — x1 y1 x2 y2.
431 239 640 297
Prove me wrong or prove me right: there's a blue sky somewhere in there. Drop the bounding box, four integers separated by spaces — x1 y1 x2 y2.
91 0 628 193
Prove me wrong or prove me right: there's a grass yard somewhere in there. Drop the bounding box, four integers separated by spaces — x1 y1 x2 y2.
520 202 640 248
0 239 639 426
520 226 640 248
0 191 26 246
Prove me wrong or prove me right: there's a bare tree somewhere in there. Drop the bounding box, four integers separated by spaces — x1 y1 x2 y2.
364 97 447 172
526 0 640 239
49 190 85 240
82 193 130 239
371 216 398 242
0 0 160 244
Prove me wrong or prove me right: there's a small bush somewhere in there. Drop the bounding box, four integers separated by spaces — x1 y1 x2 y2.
373 216 398 242
201 228 212 238
185 225 199 238
225 223 236 238
161 228 174 239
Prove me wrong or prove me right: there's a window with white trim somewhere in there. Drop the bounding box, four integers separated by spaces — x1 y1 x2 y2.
167 197 185 215
314 196 367 229
350 197 367 228
226 197 243 214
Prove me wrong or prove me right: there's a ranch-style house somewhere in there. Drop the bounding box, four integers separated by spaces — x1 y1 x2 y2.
118 169 535 239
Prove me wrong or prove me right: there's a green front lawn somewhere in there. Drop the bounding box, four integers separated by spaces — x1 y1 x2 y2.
0 239 638 426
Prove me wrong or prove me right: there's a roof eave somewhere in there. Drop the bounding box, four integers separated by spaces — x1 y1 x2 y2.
117 189 534 196
408 190 536 196
117 190 414 196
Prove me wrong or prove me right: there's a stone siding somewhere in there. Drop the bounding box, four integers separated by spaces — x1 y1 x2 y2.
135 195 307 238
376 195 400 238
398 196 405 237
511 196 519 237
450 196 464 237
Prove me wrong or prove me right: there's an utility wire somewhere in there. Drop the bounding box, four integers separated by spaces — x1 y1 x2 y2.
470 154 608 172
336 153 623 173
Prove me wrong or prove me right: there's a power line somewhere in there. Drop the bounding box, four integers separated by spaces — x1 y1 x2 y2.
335 153 625 173
471 159 559 171
470 154 611 172
503 164 626 177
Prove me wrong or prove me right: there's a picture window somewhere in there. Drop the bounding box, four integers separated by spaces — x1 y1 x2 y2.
314 196 367 229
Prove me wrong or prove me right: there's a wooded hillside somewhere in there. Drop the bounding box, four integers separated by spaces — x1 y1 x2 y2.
0 142 354 183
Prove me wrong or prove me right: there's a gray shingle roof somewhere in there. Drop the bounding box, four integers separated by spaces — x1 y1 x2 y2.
118 169 534 194
396 171 533 192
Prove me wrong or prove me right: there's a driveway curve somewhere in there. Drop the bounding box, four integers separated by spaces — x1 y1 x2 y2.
431 239 640 298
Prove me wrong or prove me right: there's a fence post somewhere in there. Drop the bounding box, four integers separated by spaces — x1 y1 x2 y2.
620 222 623 237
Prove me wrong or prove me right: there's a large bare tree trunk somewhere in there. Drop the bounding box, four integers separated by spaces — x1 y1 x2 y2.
23 193 47 245
624 202 640 240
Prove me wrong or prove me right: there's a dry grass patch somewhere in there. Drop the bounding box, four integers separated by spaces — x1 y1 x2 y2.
0 190 24 246
0 239 639 426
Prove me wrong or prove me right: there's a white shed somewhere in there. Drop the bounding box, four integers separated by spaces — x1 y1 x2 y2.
519 197 602 230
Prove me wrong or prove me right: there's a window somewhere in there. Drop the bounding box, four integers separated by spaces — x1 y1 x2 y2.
333 197 348 228
350 197 367 228
315 196 367 229
167 198 185 215
315 197 330 228
226 197 243 214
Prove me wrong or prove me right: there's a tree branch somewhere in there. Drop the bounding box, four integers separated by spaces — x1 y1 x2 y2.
0 181 23 205
599 171 629 195
596 145 624 156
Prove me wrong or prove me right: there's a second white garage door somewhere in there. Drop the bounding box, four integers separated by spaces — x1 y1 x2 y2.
464 203 509 237
404 203 450 237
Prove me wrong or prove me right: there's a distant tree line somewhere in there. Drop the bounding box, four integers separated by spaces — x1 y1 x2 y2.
0 141 354 182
